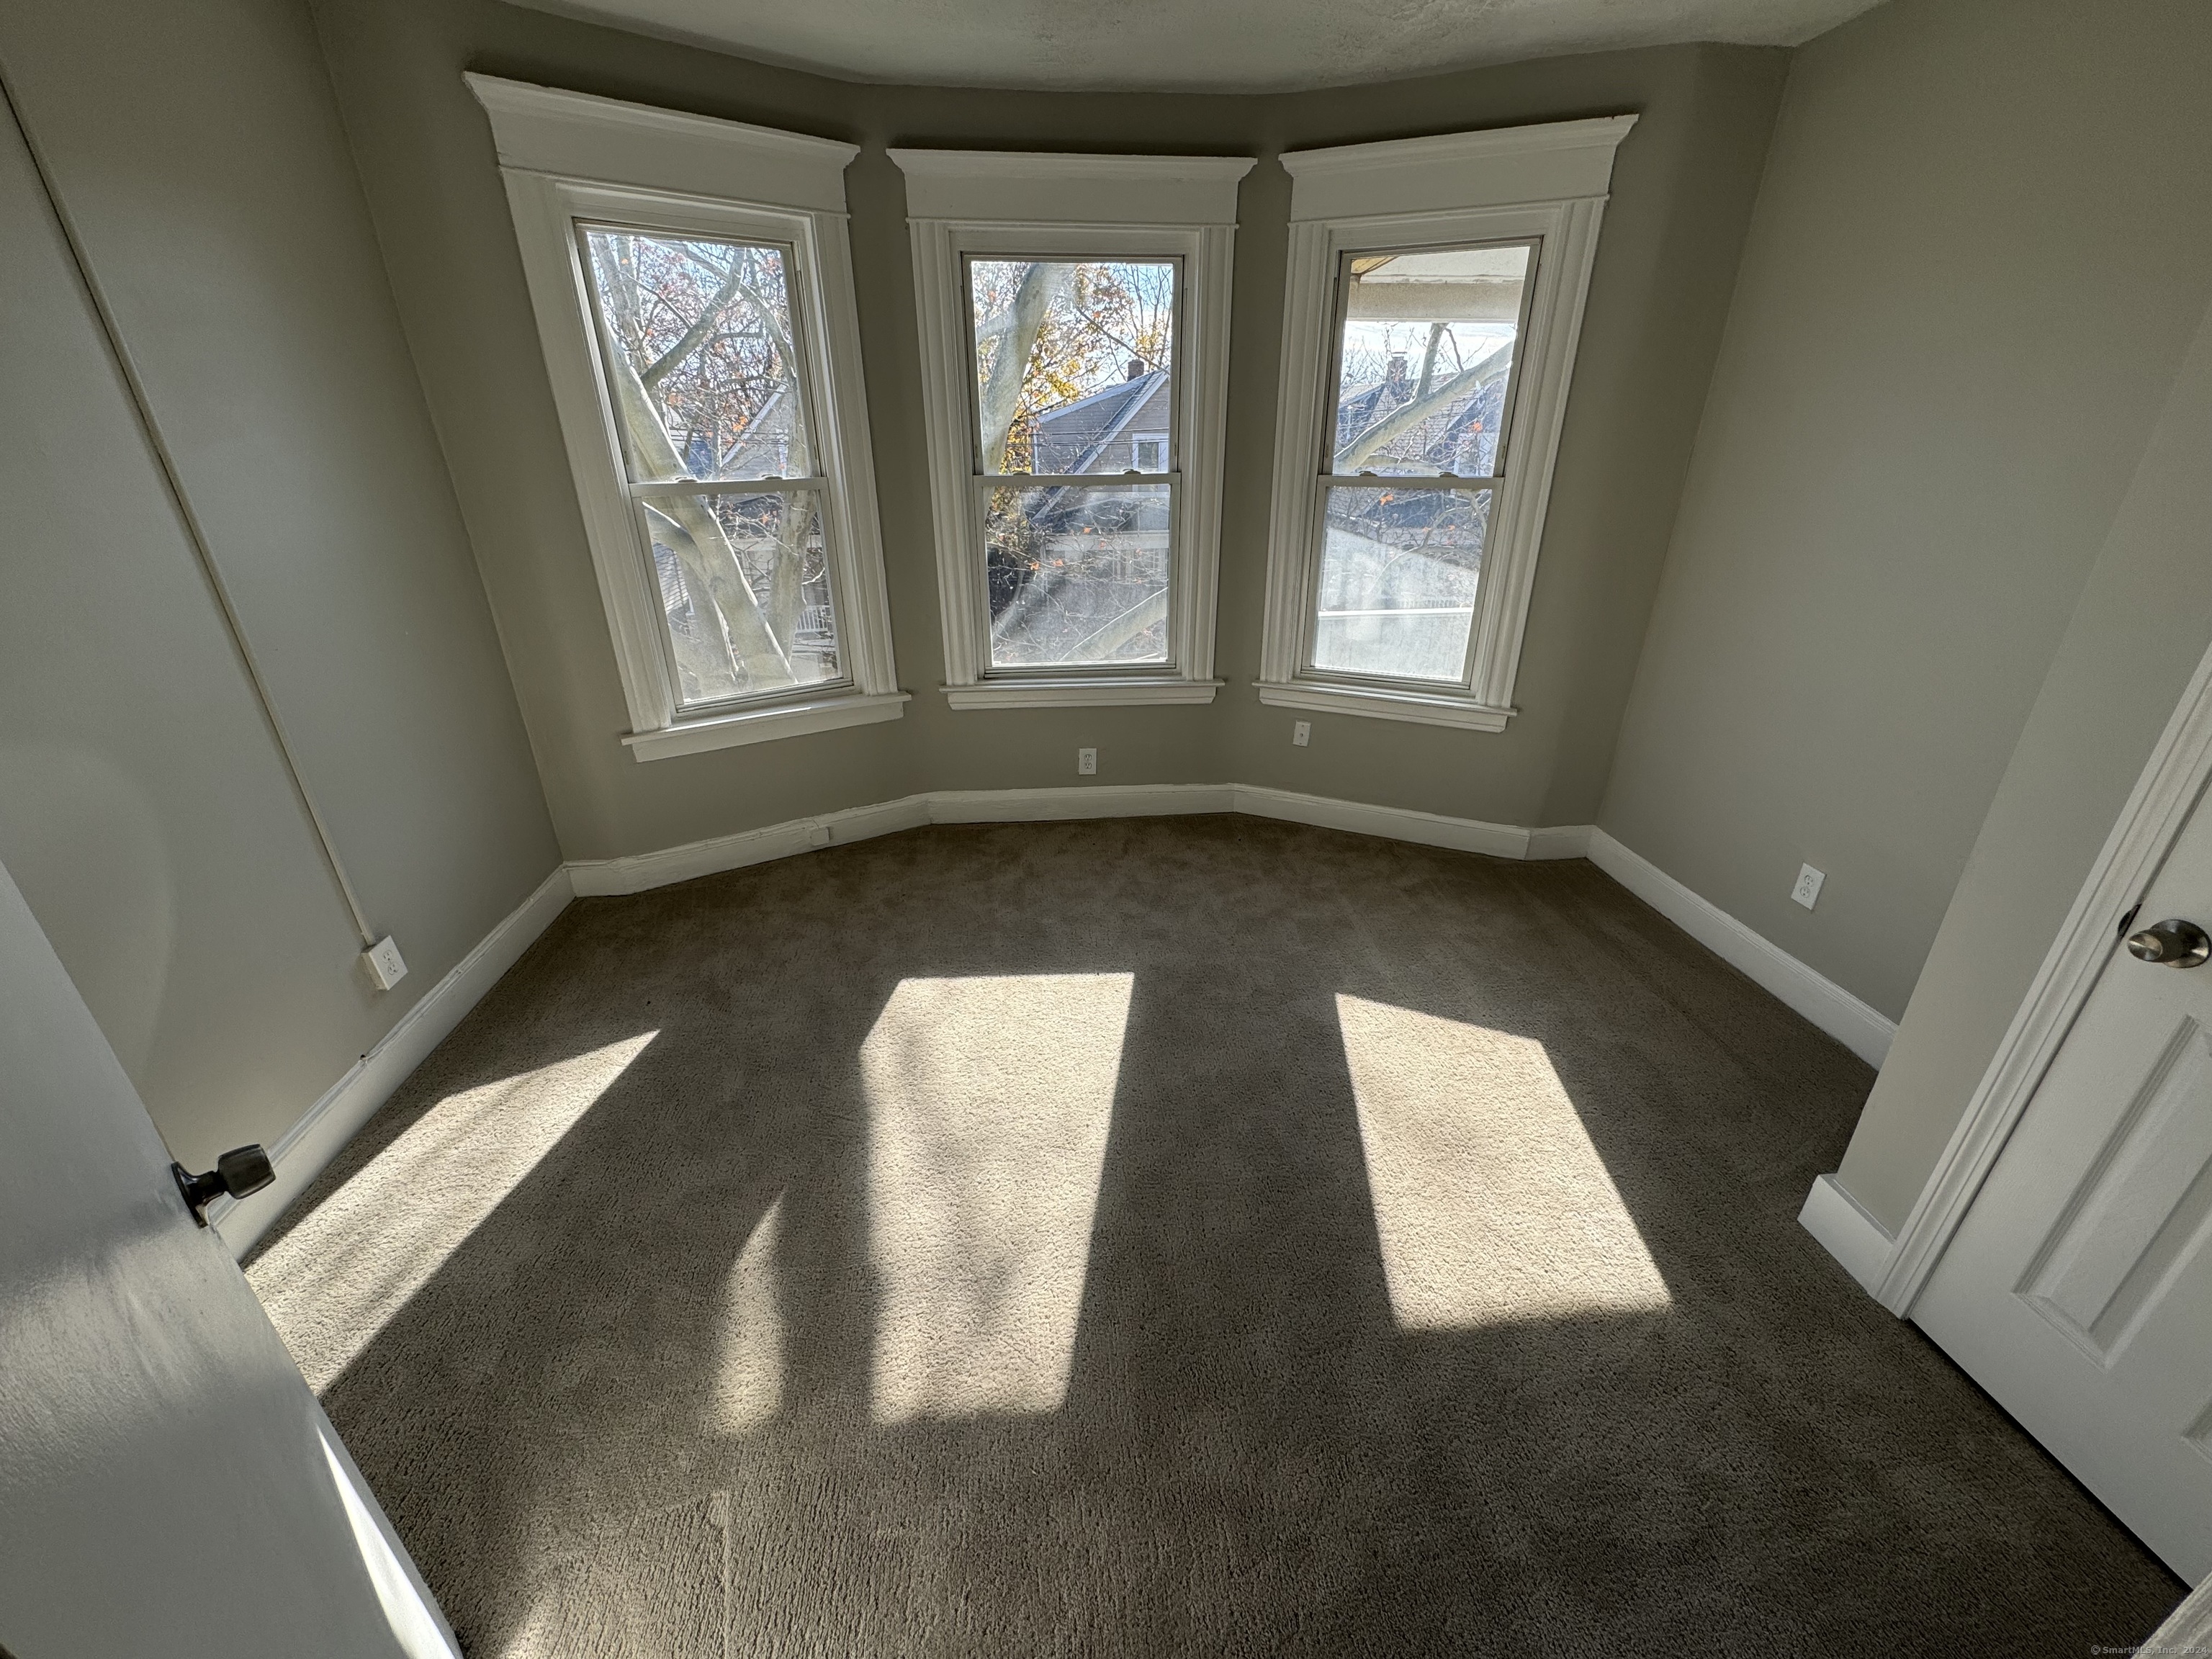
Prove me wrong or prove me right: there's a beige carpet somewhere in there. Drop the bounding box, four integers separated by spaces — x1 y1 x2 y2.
246 817 2186 1655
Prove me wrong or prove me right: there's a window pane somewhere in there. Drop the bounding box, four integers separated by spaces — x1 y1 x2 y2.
969 260 1176 477
641 490 840 706
1331 244 1529 478
1310 486 1490 683
583 227 812 484
984 482 1171 667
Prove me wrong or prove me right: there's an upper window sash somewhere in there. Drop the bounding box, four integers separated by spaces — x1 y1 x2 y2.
962 251 1183 482
1256 117 1634 734
1296 235 1542 693
573 221 827 490
469 75 904 758
891 150 1252 709
1316 238 1539 486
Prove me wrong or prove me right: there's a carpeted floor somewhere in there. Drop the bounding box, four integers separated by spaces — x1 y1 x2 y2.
246 817 2187 1656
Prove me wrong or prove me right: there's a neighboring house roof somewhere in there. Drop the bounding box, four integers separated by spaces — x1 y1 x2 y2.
1032 369 1169 477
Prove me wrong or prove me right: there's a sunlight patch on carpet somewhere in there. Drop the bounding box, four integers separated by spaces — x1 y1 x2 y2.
862 974 1131 1423
1336 995 1670 1329
706 1196 784 1434
249 1033 657 1389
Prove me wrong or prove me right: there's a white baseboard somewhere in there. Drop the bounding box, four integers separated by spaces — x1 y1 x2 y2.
210 864 575 1256
569 794 933 896
1586 828 1897 1068
1231 784 1583 861
933 783 1236 823
569 783 1593 896
1798 1172 1898 1293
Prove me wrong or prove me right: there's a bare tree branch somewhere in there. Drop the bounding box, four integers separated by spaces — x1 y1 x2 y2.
640 261 746 390
678 247 798 372
597 310 791 681
1413 320 1447 402
1338 337 1514 473
978 264 1070 473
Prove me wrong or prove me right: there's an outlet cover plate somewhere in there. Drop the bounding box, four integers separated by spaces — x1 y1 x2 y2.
1791 864 1825 910
362 935 409 991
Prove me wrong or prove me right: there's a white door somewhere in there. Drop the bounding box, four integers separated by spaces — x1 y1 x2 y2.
1916 786 2212 1583
0 856 461 1659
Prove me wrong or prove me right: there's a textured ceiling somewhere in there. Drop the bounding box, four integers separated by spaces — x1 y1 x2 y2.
512 0 1884 91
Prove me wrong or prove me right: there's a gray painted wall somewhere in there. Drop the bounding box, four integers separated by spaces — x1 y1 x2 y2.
303 0 1787 860
1841 296 2212 1231
1597 0 2212 1051
0 0 560 1169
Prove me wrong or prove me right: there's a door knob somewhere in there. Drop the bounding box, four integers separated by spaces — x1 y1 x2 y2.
2125 918 2212 968
172 1144 274 1226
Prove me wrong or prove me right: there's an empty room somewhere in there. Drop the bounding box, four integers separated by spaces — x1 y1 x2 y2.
4 0 2211 1652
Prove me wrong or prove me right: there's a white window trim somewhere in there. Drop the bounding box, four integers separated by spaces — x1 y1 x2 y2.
467 75 904 758
890 149 1254 709
1256 116 1636 732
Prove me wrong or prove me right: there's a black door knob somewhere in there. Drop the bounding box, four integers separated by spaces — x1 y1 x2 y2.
172 1144 275 1226
2125 918 2212 968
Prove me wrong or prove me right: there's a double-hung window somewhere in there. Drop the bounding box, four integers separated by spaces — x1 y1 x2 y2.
1257 118 1635 731
894 150 1252 707
471 76 902 759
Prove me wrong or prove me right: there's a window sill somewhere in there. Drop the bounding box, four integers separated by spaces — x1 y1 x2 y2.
1254 680 1514 732
623 691 909 760
944 678 1223 710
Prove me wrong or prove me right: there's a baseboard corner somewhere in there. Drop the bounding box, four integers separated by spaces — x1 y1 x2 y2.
1799 1172 1898 1298
1525 822 1594 860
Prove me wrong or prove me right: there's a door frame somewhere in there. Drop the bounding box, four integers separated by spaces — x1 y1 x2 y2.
1878 629 2212 1316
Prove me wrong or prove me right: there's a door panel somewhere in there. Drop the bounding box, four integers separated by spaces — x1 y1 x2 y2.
0 855 457 1656
1917 787 2212 1583
2016 1015 2212 1361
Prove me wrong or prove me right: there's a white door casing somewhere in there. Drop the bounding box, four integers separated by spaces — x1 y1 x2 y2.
1915 786 2212 1584
0 853 459 1658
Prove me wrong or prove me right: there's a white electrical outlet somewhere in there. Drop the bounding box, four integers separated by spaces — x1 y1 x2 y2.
361 935 408 992
1292 721 1311 747
809 823 832 848
1791 864 1825 910
1078 747 1097 775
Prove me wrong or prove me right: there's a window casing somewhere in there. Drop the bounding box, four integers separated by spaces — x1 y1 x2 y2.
471 76 903 759
893 151 1254 709
1257 117 1636 732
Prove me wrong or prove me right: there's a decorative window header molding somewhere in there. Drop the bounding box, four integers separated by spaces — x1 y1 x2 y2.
466 74 859 213
888 148 1256 226
1281 115 1637 222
